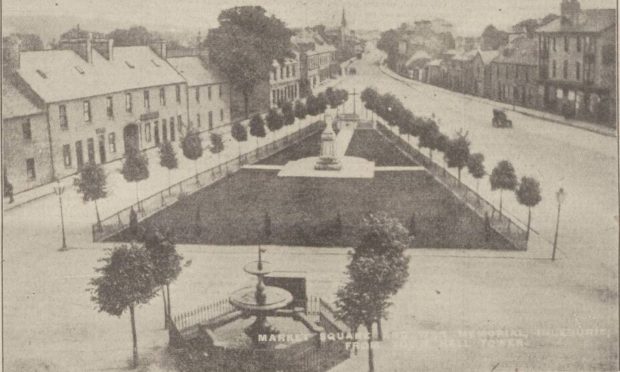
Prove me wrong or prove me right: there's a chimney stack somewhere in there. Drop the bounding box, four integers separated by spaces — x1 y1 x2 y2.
59 30 94 63
93 38 114 60
561 0 581 25
149 39 167 59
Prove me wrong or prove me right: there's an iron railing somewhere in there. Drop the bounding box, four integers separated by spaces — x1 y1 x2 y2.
92 121 324 242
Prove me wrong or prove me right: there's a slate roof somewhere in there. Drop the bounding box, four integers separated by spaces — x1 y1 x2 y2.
452 49 478 62
537 9 616 33
406 50 432 66
17 46 185 103
426 59 443 67
167 56 227 87
492 37 538 66
2 80 42 119
478 50 500 65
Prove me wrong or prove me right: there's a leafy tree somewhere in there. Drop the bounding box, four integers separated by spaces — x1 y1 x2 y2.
90 244 157 369
481 25 509 51
249 114 267 148
159 141 178 192
181 129 203 184
144 229 183 329
306 94 319 116
209 132 225 166
3 33 43 51
281 101 295 128
108 26 156 46
377 29 400 69
444 132 471 182
316 92 328 114
294 100 307 120
325 87 336 108
266 108 284 134
489 160 518 217
75 162 107 232
515 177 542 241
467 153 486 192
231 121 248 159
206 6 293 118
418 120 440 160
360 87 379 112
121 148 149 209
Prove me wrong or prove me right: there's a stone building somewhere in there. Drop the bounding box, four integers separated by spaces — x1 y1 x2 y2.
269 52 301 108
472 50 499 98
292 29 337 93
490 37 542 109
536 0 616 124
446 50 477 94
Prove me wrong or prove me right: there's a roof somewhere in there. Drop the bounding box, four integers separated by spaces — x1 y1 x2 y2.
478 50 500 65
17 46 186 103
2 80 42 119
167 56 227 87
492 37 538 66
426 59 443 67
406 50 432 66
537 9 616 33
452 49 478 62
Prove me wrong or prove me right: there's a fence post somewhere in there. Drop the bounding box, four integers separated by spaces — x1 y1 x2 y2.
161 192 166 207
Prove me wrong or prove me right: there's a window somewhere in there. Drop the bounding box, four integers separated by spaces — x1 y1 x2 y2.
272 90 277 104
108 132 116 153
552 60 556 78
106 96 114 118
59 105 68 129
195 87 200 102
220 108 224 122
553 37 556 51
83 101 91 122
170 117 176 141
576 62 581 80
564 36 569 52
208 86 212 100
162 119 167 142
563 60 568 79
602 45 616 65
145 123 152 142
286 66 290 78
75 141 83 168
197 114 201 128
292 66 296 77
26 158 35 180
154 121 160 146
160 87 166 106
144 90 150 109
125 93 132 112
219 85 222 98
177 115 183 130
577 37 581 52
63 144 72 168
280 67 284 79
87 138 95 163
208 111 213 129
22 119 32 140
176 85 181 103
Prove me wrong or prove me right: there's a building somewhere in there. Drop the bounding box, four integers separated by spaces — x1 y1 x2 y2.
324 8 358 62
424 59 444 85
536 0 616 123
405 50 432 80
446 50 477 94
490 37 542 109
168 53 232 135
472 50 500 98
269 52 301 108
292 28 337 92
396 21 455 75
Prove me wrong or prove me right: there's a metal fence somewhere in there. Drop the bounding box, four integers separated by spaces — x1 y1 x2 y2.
171 298 236 332
377 122 529 250
92 121 324 242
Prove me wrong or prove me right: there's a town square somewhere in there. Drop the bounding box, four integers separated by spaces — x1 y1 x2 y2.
1 0 618 371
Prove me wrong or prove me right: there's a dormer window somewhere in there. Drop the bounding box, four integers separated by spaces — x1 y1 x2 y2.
74 66 85 75
36 69 47 79
151 59 160 67
125 61 135 69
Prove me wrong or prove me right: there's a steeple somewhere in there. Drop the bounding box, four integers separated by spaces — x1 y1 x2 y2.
341 8 347 28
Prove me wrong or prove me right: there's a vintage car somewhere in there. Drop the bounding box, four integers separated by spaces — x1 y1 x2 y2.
492 109 513 128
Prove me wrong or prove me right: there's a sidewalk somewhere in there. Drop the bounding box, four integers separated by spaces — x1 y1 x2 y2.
380 63 617 138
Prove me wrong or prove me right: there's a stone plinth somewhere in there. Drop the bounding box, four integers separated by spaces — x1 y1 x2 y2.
278 156 374 178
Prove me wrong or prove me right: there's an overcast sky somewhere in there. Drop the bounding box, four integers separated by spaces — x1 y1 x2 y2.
3 0 617 36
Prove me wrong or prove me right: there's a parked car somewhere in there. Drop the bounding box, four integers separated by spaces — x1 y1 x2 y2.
492 109 513 128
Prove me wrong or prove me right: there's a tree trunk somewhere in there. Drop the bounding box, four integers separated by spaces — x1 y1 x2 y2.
367 324 375 372
95 199 102 232
135 182 141 214
167 284 172 323
499 190 503 217
526 207 531 242
194 160 199 184
377 319 383 341
168 168 172 196
162 286 168 329
243 92 249 119
130 304 138 369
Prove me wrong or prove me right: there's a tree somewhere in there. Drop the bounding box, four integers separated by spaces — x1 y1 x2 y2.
265 108 283 134
306 94 319 116
316 92 328 114
481 25 509 51
249 114 267 148
361 87 379 112
144 229 183 329
206 6 293 118
444 132 471 182
121 148 149 210
159 141 178 192
108 26 156 46
209 132 225 167
90 244 157 369
3 33 44 51
467 153 485 192
294 100 307 120
515 177 542 241
231 121 248 159
281 101 295 128
75 162 107 232
418 120 440 160
181 129 203 184
489 160 518 217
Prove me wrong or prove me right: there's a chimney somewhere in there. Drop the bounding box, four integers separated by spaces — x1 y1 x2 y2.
2 36 21 73
561 0 581 25
149 39 167 59
59 31 94 63
93 38 114 60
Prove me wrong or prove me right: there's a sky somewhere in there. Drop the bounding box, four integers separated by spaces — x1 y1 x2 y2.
2 0 617 36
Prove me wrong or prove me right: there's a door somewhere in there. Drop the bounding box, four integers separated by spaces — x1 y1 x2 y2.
123 124 139 153
154 121 160 146
87 138 95 164
75 140 84 169
98 134 106 164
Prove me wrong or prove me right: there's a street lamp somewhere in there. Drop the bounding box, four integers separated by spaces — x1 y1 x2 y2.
53 179 68 251
551 187 566 261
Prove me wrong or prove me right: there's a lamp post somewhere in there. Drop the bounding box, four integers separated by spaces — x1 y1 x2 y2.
551 187 566 261
53 179 67 251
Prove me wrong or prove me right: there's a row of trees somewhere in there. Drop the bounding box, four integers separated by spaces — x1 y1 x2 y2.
360 87 542 240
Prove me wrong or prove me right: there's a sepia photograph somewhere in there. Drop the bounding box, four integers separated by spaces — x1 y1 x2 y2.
1 0 618 371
